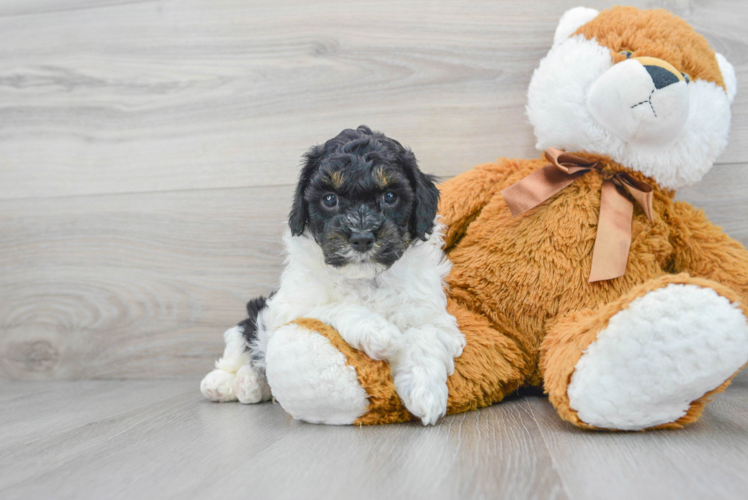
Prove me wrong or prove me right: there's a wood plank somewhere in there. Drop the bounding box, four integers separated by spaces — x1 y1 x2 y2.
1 0 746 200
527 370 748 500
0 186 289 380
0 380 566 500
0 380 196 449
0 0 150 17
2 377 746 499
677 161 748 243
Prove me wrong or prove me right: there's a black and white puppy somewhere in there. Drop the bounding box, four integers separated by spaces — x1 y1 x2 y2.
200 126 464 425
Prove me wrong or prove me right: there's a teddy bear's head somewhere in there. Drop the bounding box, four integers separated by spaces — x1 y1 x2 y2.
527 6 737 190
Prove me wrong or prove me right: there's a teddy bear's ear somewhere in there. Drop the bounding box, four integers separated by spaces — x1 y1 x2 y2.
716 53 737 104
553 7 599 46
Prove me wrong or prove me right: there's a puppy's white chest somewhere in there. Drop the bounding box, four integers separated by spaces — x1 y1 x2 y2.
331 277 400 314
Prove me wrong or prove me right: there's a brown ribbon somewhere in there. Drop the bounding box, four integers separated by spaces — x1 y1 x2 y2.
501 148 654 283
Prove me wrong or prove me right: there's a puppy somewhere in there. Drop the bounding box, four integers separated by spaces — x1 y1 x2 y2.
200 126 465 424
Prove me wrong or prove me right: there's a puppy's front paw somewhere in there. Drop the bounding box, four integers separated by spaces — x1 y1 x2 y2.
358 322 402 361
200 369 238 402
394 367 448 425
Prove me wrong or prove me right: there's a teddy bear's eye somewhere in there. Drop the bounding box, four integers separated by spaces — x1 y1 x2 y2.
682 72 691 84
619 50 634 59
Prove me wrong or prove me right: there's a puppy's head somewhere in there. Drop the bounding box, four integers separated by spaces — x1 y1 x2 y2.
288 125 439 272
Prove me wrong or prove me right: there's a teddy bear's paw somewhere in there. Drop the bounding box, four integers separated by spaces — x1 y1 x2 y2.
567 284 748 430
394 366 449 425
265 323 369 425
234 364 272 404
200 369 238 402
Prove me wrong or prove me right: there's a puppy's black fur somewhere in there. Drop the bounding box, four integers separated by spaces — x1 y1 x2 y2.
238 295 269 348
290 125 439 268
240 126 439 349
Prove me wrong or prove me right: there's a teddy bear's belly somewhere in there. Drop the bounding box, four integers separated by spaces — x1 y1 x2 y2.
445 188 670 379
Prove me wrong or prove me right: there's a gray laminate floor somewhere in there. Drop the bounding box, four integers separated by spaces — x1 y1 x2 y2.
2 372 747 500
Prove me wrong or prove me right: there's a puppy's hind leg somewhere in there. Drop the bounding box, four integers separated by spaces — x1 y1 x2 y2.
200 297 272 404
200 325 246 402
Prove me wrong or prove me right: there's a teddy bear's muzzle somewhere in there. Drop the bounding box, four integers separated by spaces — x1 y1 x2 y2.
586 56 689 148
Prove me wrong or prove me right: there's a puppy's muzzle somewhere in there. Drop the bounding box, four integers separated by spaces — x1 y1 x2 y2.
587 56 689 147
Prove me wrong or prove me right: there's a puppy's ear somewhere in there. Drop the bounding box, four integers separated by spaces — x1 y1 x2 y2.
400 150 440 241
288 145 323 236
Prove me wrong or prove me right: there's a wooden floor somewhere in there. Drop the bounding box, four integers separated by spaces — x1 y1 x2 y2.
2 371 748 500
2 0 748 499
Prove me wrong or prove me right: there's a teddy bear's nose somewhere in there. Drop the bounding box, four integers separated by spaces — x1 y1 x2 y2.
586 54 689 147
633 56 685 89
644 65 681 89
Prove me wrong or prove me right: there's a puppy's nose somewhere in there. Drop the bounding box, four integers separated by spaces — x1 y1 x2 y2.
350 231 375 252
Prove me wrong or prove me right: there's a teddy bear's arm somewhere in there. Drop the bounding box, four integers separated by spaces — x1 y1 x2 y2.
439 158 533 251
670 201 748 304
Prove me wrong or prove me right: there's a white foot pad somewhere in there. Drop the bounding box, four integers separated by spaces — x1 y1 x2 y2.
265 324 369 425
235 365 272 404
200 369 238 402
200 365 271 404
568 284 748 430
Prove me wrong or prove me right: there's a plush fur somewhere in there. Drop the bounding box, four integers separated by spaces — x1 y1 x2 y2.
567 283 748 430
248 6 748 430
528 7 734 190
266 322 370 424
201 126 464 425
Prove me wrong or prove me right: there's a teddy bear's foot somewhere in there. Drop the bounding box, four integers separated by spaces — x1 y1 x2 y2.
560 280 748 430
265 322 370 424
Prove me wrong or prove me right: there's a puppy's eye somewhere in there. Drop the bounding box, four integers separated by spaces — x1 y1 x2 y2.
619 50 633 59
383 192 398 206
682 72 691 84
321 194 338 208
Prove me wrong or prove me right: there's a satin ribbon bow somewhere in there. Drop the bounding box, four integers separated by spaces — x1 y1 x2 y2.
500 148 654 283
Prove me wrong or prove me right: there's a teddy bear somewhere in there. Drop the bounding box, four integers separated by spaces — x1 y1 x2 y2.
260 6 748 430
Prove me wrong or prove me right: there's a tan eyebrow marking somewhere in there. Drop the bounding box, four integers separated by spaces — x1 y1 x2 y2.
327 170 344 189
373 167 389 188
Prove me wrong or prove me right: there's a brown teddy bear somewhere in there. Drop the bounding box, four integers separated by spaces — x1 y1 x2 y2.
262 6 748 430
